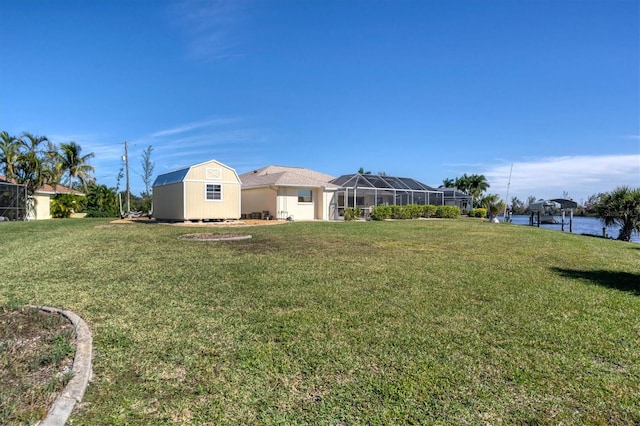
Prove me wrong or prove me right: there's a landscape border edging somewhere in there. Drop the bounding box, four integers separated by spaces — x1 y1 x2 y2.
30 305 93 426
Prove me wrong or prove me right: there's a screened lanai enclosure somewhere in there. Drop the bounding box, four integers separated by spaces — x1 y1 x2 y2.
0 181 28 221
330 174 444 216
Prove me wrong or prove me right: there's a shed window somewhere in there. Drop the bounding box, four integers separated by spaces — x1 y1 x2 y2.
298 189 312 203
206 184 222 201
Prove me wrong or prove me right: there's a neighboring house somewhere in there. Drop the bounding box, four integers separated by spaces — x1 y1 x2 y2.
437 187 473 210
152 159 241 222
330 173 445 216
239 165 339 221
30 182 82 220
0 175 81 220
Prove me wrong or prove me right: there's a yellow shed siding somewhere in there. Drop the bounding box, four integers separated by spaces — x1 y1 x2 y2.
184 181 240 220
153 183 185 220
186 162 239 183
153 160 241 221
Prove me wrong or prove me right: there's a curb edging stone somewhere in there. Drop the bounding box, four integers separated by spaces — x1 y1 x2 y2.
30 306 93 426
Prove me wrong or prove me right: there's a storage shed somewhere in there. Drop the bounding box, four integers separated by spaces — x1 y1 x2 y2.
152 159 241 222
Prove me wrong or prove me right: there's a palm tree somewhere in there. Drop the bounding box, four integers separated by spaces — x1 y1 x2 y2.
454 174 470 194
468 174 490 207
0 131 23 180
595 186 640 241
21 132 48 156
441 178 455 188
42 141 65 191
479 193 504 219
16 133 51 195
59 141 95 192
15 152 43 194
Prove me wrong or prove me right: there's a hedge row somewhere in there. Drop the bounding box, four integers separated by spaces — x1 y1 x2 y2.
468 207 487 218
369 204 460 220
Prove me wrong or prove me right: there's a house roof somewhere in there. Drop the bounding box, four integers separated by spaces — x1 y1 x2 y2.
0 175 80 195
239 165 339 189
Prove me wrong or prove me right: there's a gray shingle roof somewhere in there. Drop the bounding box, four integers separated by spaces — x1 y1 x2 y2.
239 165 339 189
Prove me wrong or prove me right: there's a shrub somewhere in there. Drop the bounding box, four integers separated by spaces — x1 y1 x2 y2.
435 205 461 219
370 205 391 220
85 209 118 218
390 205 408 219
370 204 460 220
422 205 437 218
50 194 85 218
85 184 119 217
343 207 362 221
469 208 487 218
404 204 423 219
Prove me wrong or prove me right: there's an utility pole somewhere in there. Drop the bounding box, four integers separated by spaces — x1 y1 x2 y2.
124 141 131 214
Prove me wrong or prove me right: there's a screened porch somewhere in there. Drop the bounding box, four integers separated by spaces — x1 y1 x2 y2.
330 174 444 217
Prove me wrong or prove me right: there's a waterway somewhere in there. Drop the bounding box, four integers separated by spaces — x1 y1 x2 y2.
504 215 640 243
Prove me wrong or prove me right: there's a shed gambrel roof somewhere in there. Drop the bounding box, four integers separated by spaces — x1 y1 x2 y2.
152 159 237 187
239 165 339 189
153 167 190 187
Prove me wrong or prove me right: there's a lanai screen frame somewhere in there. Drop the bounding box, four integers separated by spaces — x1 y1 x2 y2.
331 174 444 214
0 181 28 221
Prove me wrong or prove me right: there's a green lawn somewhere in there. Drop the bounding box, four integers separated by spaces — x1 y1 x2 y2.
1 218 639 424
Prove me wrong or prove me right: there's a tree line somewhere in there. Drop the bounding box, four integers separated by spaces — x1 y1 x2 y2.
1 130 154 218
1 131 95 195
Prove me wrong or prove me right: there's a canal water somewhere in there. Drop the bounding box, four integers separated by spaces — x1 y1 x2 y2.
504 215 640 244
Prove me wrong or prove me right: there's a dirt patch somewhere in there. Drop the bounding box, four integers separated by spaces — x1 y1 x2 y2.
0 306 76 424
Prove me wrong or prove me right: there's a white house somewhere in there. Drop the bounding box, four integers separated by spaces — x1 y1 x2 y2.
239 165 339 221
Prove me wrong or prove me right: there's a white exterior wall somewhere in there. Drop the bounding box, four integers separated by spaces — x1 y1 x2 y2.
27 194 52 220
276 187 315 221
241 185 338 221
241 187 277 218
322 190 338 220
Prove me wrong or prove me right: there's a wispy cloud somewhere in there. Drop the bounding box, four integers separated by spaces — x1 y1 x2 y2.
483 154 640 202
150 118 242 138
131 116 269 176
167 0 247 61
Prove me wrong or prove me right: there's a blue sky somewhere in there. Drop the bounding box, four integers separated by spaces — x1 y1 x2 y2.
1 0 638 204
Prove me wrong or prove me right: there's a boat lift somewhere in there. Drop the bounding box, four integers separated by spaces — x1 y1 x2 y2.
529 198 578 232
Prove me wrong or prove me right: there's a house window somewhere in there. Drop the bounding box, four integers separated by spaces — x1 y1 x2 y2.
206 184 222 201
298 189 312 203
206 168 222 180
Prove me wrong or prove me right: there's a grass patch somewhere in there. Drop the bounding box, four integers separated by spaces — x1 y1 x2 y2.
0 218 639 424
